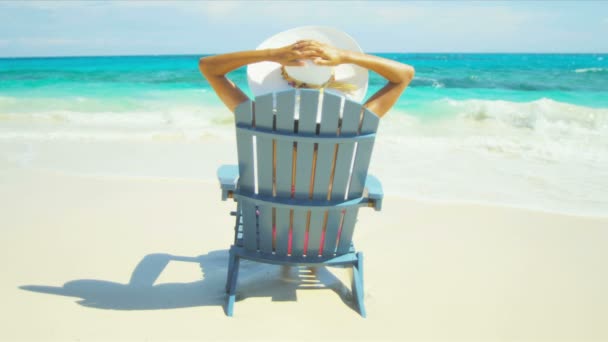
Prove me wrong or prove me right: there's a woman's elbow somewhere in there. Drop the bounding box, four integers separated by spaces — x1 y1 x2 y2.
198 57 211 76
402 65 415 83
393 65 414 88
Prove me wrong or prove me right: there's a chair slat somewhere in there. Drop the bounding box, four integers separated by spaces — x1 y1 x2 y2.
255 93 274 129
293 90 317 200
257 203 273 253
330 142 355 200
312 142 335 200
311 93 341 200
322 210 343 255
336 207 359 254
255 93 275 196
329 99 361 200
275 207 290 255
320 92 342 135
347 139 375 199
256 136 274 196
275 91 296 198
235 101 255 194
294 143 314 199
275 141 294 197
276 91 295 133
306 210 325 257
346 108 380 198
341 100 362 134
241 200 258 252
360 108 380 134
291 209 307 257
299 90 320 130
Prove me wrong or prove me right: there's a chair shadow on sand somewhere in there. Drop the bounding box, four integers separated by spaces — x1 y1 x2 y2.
20 250 358 313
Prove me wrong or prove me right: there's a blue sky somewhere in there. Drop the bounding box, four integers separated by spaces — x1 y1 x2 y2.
1 1 607 57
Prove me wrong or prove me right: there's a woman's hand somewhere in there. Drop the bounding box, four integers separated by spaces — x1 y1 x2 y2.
269 40 348 67
268 42 316 67
295 40 346 66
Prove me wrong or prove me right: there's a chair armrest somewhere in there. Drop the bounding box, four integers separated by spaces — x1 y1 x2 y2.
364 174 383 211
217 165 239 201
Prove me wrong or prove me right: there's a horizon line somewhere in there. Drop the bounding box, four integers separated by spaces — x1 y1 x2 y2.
1 51 607 59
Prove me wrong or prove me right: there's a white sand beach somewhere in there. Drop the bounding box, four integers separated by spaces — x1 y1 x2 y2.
1 138 607 341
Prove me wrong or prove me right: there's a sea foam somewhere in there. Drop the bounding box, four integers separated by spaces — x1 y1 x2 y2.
574 67 606 73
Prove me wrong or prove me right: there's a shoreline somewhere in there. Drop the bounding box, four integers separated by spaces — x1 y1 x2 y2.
2 137 606 218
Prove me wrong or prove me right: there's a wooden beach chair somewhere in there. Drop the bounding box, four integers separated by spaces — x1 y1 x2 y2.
217 88 383 317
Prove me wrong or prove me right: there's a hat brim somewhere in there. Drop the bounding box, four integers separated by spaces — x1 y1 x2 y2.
247 26 369 102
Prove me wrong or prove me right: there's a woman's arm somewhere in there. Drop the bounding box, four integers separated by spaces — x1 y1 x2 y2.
344 51 415 117
199 43 314 112
301 41 415 117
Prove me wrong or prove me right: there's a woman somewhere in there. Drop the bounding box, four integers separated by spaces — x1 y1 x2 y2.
199 29 414 118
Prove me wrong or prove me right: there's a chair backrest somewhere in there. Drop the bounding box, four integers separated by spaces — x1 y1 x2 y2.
234 89 379 259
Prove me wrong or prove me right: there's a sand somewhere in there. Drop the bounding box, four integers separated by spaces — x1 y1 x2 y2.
1 139 608 341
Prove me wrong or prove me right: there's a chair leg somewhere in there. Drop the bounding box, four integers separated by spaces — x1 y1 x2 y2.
225 255 240 317
225 250 236 293
352 252 366 318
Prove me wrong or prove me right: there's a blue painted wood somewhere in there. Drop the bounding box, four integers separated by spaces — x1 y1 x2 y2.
223 90 381 317
306 210 325 257
311 142 335 201
365 174 384 211
230 245 359 266
275 141 294 198
225 249 236 293
330 142 355 201
299 89 320 125
233 202 242 245
257 203 273 253
235 101 255 194
275 91 295 198
294 142 315 199
225 251 240 316
320 91 342 134
336 207 359 254
217 165 239 190
241 200 258 252
330 99 360 201
255 93 274 130
311 93 341 201
311 93 346 255
293 91 317 200
273 91 297 256
348 108 380 199
322 210 343 256
347 142 371 198
341 99 362 133
255 93 275 197
352 252 366 317
291 209 307 257
275 90 296 132
233 193 368 210
236 126 375 143
217 164 239 201
340 99 365 200
275 207 290 255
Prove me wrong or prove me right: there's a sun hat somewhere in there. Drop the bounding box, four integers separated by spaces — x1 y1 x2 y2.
247 26 369 102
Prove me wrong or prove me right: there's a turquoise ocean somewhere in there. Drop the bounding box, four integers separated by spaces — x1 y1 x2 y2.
1 54 607 215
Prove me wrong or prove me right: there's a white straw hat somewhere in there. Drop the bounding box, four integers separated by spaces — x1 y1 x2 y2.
247 26 369 102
